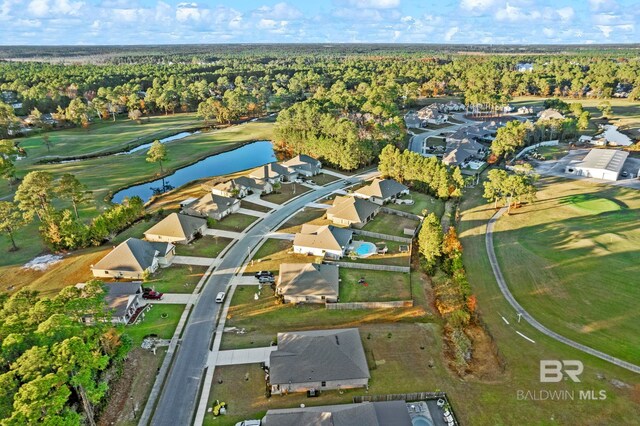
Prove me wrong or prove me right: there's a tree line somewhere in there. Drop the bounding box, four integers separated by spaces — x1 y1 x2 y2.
0 281 130 425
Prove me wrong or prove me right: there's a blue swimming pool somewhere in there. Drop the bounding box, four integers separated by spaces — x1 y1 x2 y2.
353 242 377 257
412 416 434 426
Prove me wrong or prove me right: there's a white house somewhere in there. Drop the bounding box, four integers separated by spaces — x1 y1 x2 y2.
91 238 175 280
565 149 629 181
293 224 353 259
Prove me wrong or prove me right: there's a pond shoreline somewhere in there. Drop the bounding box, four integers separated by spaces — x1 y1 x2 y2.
109 139 275 204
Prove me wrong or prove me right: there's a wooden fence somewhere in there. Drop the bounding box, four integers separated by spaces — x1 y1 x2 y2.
353 391 446 403
327 261 410 273
325 300 413 310
352 229 413 244
380 206 423 222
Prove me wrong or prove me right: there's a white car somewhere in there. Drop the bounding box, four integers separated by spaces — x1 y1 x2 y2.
215 292 226 303
235 421 260 426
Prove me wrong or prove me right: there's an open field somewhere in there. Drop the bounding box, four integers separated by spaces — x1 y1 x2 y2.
145 265 207 294
311 172 341 185
338 269 411 302
174 236 232 258
243 238 322 275
209 213 257 233
390 192 444 217
125 304 185 346
220 285 427 350
361 212 419 237
454 177 640 425
492 177 640 364
260 183 311 204
240 200 272 213
15 113 200 163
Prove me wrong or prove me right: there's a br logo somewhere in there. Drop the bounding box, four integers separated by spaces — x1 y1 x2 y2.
540 360 584 382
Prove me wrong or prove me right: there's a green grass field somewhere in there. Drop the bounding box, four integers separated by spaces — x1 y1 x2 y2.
362 212 419 237
15 113 200 163
492 178 640 364
174 236 232 258
125 304 185 346
454 176 640 425
260 183 311 204
209 213 257 233
338 269 411 302
145 265 207 294
390 192 444 217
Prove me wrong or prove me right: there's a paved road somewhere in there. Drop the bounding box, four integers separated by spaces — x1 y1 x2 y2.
150 172 376 426
486 207 640 374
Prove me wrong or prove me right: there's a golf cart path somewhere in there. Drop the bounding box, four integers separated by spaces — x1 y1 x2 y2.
486 207 640 374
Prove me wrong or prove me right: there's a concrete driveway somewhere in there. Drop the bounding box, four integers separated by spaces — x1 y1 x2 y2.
214 346 277 367
172 255 216 267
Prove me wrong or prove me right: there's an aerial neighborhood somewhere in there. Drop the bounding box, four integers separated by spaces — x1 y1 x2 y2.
1 40 639 426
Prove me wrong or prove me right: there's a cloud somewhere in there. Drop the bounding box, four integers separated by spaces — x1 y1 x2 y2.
27 0 84 17
255 2 302 20
339 0 400 8
589 0 618 12
460 0 497 12
445 26 459 41
495 3 540 22
556 7 574 22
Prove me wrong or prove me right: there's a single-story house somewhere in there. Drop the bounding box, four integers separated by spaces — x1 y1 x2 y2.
353 178 409 205
210 179 249 198
91 238 175 280
144 213 206 245
269 328 370 395
277 263 339 304
262 400 412 426
326 196 380 227
417 106 447 125
104 282 144 325
537 108 565 122
249 162 298 183
564 149 629 181
182 193 240 220
293 224 353 259
518 106 534 115
234 176 273 195
442 138 487 166
282 154 322 177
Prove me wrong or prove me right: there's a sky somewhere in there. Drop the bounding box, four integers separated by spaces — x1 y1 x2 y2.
0 0 638 45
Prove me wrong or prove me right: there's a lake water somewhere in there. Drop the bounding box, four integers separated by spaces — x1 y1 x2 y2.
112 140 276 204
601 125 633 146
116 130 201 155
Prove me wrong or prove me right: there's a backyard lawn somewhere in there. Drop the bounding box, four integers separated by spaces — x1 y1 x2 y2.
174 236 232 258
276 207 330 233
361 213 419 238
125 304 185 346
220 285 425 350
260 183 310 204
145 265 207 294
338 269 411 302
389 192 444 218
243 238 322 275
209 213 257 233
345 237 411 267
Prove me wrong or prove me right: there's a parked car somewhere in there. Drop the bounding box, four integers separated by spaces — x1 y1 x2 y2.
254 271 273 278
235 421 261 426
143 290 163 300
215 292 226 303
621 170 629 177
258 276 275 284
307 180 316 185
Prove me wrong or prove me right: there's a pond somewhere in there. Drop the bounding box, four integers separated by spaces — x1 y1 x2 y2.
112 140 276 204
116 130 201 155
601 125 633 146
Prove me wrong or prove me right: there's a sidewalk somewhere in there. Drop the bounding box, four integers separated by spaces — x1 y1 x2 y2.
263 232 295 240
244 193 281 210
305 202 330 209
151 293 197 304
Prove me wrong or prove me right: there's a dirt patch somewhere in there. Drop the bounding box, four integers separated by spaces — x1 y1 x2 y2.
98 348 165 426
463 323 505 382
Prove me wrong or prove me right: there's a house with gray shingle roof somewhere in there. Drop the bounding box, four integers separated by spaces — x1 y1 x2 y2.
293 224 353 259
182 193 240 220
269 328 370 394
282 154 322 177
277 263 339 304
353 178 409 205
104 282 144 325
262 400 412 426
91 238 175 280
537 108 565 122
144 213 206 244
442 137 487 166
326 196 380 227
249 162 298 183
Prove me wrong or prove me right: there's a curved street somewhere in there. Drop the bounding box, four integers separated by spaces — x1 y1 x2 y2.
485 207 640 374
149 170 378 426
